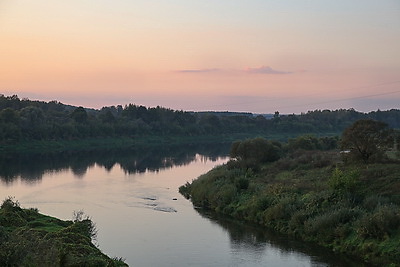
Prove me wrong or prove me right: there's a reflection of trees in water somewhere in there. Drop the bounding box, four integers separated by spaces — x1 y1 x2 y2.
195 209 364 267
0 154 69 183
0 143 229 184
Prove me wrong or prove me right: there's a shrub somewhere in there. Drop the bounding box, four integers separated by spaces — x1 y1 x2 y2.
362 195 389 211
0 226 9 243
210 184 237 209
357 205 400 240
329 168 360 194
304 207 361 242
264 196 298 223
230 138 282 168
72 210 98 242
1 196 20 211
235 177 249 190
288 210 309 236
179 182 192 199
287 135 319 151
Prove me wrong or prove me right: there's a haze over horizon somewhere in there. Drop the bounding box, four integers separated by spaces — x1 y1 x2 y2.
1 1 399 114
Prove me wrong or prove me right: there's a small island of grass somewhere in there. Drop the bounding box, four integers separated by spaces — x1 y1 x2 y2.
0 197 127 266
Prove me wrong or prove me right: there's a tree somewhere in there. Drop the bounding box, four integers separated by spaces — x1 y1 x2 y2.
230 137 282 168
340 119 393 163
20 106 45 129
0 108 19 124
99 108 115 124
287 135 319 151
70 107 88 123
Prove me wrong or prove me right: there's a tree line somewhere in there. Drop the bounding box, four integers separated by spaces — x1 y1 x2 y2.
1 94 400 143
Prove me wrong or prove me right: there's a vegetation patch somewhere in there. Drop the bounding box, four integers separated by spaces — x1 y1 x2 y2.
180 120 400 266
0 197 127 266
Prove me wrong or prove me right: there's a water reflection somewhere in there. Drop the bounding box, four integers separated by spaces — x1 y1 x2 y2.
0 143 229 184
196 210 365 267
1 144 368 266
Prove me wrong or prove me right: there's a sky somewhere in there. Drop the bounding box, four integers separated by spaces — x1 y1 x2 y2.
1 0 399 113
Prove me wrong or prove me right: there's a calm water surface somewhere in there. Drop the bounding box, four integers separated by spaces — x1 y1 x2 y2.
0 149 362 266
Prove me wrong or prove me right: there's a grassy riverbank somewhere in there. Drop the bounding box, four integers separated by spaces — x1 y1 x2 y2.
180 144 400 265
0 197 127 266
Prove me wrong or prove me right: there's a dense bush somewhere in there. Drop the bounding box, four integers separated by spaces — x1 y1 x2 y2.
357 205 400 240
304 207 361 242
230 138 282 168
329 168 360 194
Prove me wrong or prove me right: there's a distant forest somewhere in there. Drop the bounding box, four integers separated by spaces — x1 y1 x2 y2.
1 94 400 144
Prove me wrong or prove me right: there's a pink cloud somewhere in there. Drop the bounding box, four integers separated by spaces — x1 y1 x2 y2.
176 68 220 73
175 66 293 75
245 66 292 74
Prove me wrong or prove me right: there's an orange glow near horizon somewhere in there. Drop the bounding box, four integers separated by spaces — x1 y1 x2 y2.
1 1 399 113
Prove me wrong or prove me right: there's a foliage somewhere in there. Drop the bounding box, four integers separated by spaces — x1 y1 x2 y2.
70 106 88 123
180 134 400 265
72 210 98 242
0 196 20 211
1 95 400 150
287 135 338 152
230 138 282 168
340 119 393 163
356 204 400 240
0 197 127 266
329 168 360 195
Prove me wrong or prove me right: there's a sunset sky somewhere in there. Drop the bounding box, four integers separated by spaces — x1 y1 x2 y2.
1 1 399 113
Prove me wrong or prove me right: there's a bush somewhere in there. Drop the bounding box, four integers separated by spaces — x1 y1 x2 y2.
1 196 20 211
178 182 192 199
357 205 400 240
72 210 98 242
235 177 249 190
288 209 309 236
230 138 282 169
287 135 319 151
210 184 237 209
329 168 360 194
304 207 361 242
264 197 298 223
0 226 9 243
362 195 389 211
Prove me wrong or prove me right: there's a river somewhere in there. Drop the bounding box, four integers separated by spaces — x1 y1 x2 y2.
0 146 362 266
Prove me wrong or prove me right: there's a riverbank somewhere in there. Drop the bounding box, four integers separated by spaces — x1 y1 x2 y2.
180 149 400 265
0 134 253 155
0 132 342 155
0 197 127 266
